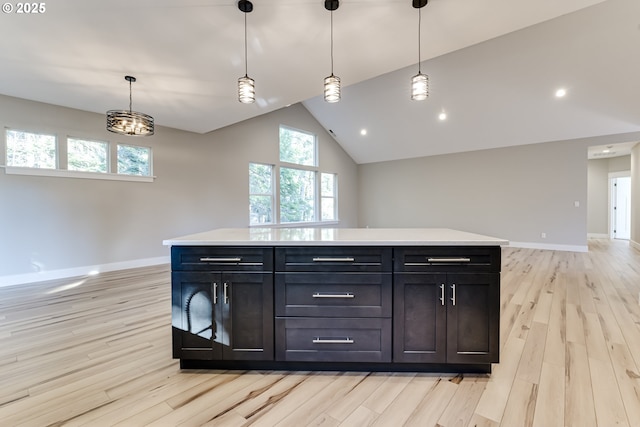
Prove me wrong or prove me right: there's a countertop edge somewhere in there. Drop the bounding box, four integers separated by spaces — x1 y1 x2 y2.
163 228 509 247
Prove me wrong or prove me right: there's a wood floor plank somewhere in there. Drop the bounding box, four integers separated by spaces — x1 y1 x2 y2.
565 342 597 427
531 362 564 427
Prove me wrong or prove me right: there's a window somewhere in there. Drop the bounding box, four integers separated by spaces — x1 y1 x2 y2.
5 129 56 169
280 167 315 223
4 128 153 182
280 126 316 166
249 162 274 225
321 173 337 221
117 144 151 176
68 138 108 173
249 126 338 225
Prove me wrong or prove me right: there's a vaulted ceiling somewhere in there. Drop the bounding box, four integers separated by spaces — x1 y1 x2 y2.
2 0 638 164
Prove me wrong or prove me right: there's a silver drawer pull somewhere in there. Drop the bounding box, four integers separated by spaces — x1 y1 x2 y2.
312 292 355 299
200 257 242 262
312 337 354 344
312 257 355 262
427 257 471 263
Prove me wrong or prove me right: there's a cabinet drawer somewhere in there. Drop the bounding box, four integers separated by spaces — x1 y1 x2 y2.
275 273 391 317
394 247 500 273
275 247 392 272
275 317 391 362
171 246 273 271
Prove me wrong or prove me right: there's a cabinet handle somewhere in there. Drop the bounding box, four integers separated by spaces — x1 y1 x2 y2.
224 282 229 304
312 337 354 344
312 257 355 262
427 257 471 263
213 282 218 304
312 292 354 299
440 284 445 306
451 284 456 306
200 257 242 262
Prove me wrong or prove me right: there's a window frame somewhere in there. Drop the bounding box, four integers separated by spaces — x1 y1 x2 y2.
67 136 110 174
116 143 153 177
5 128 58 170
2 127 154 182
248 125 339 227
249 162 275 226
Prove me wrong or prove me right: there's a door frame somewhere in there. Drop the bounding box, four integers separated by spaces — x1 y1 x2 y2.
608 171 631 240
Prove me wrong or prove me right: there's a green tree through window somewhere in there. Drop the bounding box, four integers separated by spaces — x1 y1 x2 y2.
118 144 150 176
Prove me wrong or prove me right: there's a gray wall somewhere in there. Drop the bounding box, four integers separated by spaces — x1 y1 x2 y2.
358 138 594 249
0 96 358 279
587 155 631 237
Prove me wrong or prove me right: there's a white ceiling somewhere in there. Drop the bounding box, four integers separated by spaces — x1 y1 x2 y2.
2 0 639 164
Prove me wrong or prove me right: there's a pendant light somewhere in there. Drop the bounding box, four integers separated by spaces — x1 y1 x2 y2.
106 76 154 136
238 0 255 104
411 0 429 101
324 0 340 103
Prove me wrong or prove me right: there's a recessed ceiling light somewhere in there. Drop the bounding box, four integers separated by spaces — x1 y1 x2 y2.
360 129 367 136
438 112 447 121
555 88 567 98
603 149 610 153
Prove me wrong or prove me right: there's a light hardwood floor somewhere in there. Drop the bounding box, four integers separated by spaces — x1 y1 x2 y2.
1 239 640 426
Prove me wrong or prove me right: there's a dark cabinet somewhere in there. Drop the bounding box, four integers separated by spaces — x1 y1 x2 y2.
171 247 273 361
274 247 392 363
393 247 500 365
170 243 501 372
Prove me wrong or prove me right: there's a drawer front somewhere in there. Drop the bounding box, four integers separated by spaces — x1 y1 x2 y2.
275 317 391 362
172 246 273 271
275 273 392 317
394 246 501 273
275 247 392 273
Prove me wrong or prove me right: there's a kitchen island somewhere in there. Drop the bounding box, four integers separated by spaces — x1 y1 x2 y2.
164 228 508 373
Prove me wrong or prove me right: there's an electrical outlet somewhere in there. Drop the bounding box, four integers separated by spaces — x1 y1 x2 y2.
541 232 546 238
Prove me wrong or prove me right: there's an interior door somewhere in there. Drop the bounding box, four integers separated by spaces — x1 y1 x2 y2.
612 176 631 240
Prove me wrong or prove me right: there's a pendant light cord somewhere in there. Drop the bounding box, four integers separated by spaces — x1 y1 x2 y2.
128 79 133 112
330 9 334 75
417 6 422 74
244 12 248 77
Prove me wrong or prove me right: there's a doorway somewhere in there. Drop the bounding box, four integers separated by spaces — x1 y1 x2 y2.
610 175 631 240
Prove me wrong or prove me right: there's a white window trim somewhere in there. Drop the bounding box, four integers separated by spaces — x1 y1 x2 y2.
249 162 276 226
1 165 155 182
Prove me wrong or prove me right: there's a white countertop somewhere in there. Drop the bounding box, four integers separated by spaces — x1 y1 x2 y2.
163 228 508 247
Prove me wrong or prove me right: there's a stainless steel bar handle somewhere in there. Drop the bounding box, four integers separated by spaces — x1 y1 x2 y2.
200 257 242 262
312 257 355 262
224 283 229 304
312 292 355 299
312 338 354 344
451 284 456 306
427 257 471 263
213 282 218 304
440 284 445 306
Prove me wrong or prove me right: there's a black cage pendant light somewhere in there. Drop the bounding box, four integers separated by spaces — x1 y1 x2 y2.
238 0 255 104
411 0 429 101
324 0 340 103
107 76 154 136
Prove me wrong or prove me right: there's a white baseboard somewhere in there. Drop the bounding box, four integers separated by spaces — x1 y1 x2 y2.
587 233 609 239
0 256 170 288
508 241 588 253
630 240 640 251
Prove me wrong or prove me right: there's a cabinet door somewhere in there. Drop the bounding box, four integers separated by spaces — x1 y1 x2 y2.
446 273 500 364
221 272 274 360
172 272 223 360
393 273 447 363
